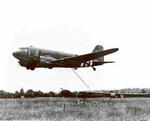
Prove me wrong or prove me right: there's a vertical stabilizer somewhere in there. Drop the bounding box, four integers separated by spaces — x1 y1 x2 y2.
92 45 104 62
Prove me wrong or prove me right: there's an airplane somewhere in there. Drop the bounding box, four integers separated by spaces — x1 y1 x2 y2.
12 45 118 71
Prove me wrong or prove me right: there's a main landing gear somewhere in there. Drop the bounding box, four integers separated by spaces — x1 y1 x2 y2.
26 63 36 70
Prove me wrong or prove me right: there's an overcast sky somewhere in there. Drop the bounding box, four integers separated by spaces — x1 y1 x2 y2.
0 0 150 92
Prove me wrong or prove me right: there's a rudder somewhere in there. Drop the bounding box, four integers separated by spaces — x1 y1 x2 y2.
92 45 104 62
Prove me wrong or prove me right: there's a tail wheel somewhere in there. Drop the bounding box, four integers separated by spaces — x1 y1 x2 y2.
92 66 96 71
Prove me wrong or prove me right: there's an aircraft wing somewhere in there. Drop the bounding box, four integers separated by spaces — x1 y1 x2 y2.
51 48 118 67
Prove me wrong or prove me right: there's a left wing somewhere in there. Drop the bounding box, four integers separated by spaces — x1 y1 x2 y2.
51 48 118 67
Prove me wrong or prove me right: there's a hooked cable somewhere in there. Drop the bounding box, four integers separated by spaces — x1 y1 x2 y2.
72 69 91 90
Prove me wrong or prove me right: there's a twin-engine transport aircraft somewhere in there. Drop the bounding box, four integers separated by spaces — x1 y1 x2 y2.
12 45 118 71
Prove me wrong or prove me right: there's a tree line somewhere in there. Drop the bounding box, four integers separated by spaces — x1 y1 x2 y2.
0 88 150 98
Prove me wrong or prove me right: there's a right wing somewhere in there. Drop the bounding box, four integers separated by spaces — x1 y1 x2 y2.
51 48 119 67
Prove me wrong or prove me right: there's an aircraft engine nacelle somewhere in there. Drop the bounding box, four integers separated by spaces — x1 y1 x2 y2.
19 61 27 67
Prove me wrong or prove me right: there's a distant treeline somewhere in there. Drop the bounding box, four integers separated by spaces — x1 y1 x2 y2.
1 88 150 98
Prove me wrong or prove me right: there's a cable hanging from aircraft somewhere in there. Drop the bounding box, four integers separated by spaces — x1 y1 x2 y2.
71 69 91 90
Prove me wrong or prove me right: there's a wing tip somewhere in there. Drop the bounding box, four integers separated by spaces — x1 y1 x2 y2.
103 61 115 63
112 48 119 52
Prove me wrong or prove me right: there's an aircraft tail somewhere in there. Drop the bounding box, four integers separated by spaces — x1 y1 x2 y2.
92 45 104 61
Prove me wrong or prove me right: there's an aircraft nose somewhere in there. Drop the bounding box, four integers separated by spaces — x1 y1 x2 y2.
12 51 22 58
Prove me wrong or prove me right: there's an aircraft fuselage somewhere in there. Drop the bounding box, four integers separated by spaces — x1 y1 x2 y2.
13 45 118 71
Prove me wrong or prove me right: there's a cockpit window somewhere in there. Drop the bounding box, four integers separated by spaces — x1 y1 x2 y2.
19 48 27 52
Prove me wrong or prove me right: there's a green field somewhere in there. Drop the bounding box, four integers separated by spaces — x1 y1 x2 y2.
0 97 150 121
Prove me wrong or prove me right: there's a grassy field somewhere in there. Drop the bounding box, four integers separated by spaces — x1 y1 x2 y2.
0 97 150 121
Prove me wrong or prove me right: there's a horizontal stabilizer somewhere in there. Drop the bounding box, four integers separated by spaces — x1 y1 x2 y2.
93 61 115 66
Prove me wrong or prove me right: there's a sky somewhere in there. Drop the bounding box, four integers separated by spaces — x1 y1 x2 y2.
0 0 150 92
